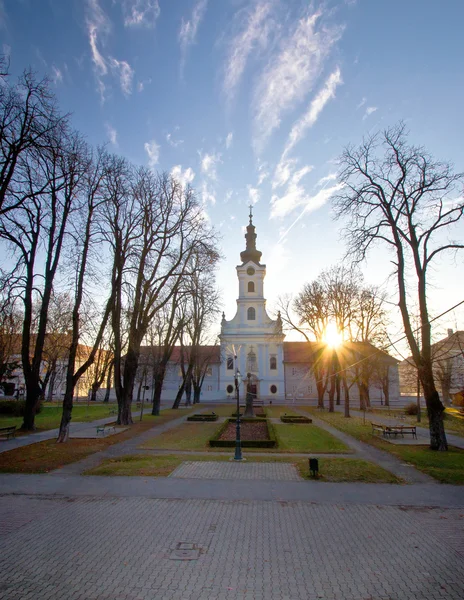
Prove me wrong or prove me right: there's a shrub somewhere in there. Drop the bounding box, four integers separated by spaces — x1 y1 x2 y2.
405 402 418 415
0 399 42 416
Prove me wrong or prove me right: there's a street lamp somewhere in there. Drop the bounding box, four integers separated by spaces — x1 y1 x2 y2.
234 354 243 461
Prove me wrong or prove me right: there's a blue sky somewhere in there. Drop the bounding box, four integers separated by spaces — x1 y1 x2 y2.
1 0 463 352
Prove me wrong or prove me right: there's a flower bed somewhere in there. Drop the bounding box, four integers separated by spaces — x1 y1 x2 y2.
280 415 312 424
187 413 218 422
209 418 277 448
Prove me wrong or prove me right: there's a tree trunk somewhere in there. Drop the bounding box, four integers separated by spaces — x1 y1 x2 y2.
152 368 166 416
342 376 350 418
420 365 448 451
56 389 73 443
316 380 325 408
103 363 113 403
335 375 341 405
47 369 56 401
193 385 201 404
185 376 192 406
21 378 42 430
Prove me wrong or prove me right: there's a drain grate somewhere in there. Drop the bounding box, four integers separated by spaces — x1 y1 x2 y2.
169 542 201 560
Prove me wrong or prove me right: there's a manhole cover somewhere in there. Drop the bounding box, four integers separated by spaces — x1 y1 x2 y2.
169 542 201 560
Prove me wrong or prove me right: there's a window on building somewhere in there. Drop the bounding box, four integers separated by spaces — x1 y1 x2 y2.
206 367 212 377
247 347 257 372
226 357 234 370
226 384 234 394
247 307 256 320
270 385 277 394
292 367 297 376
248 281 255 292
270 355 277 370
207 385 213 391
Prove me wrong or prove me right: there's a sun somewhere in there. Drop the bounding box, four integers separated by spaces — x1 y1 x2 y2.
325 322 342 348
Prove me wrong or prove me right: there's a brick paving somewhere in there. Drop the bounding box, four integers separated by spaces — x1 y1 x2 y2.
0 495 463 599
170 461 302 481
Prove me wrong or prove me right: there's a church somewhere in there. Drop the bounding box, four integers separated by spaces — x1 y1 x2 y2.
141 210 400 406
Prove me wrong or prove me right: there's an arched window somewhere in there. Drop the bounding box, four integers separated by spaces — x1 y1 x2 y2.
248 281 255 293
247 307 256 320
270 355 277 370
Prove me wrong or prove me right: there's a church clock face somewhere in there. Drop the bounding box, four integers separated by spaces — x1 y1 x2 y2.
247 267 255 275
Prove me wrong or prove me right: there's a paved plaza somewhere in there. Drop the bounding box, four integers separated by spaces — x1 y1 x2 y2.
0 408 463 599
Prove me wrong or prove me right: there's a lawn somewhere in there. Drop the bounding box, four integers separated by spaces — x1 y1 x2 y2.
304 408 464 484
265 405 299 418
274 423 350 453
140 421 221 451
0 404 196 434
85 453 400 483
0 409 197 473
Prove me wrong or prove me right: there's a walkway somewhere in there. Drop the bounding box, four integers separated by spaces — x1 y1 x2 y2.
1 407 463 599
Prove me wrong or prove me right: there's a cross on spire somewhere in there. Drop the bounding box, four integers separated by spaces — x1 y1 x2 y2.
249 204 253 224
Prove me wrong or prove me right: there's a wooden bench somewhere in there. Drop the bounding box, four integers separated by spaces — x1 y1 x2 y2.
371 422 417 439
371 423 386 436
0 426 17 440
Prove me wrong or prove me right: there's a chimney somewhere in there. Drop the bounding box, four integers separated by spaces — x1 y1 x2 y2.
447 328 453 337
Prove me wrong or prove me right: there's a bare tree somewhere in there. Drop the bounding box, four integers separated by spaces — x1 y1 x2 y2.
334 122 464 450
0 126 84 430
107 170 219 425
0 69 66 216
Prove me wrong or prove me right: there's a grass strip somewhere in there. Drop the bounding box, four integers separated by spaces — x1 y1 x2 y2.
274 423 350 453
85 453 400 483
303 408 464 484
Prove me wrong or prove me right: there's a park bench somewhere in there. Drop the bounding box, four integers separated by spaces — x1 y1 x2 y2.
0 426 16 440
371 422 417 439
371 423 386 436
96 425 116 436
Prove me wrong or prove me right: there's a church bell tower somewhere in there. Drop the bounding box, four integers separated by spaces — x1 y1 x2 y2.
219 208 285 401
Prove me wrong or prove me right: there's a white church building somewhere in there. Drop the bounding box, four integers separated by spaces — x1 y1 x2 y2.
137 211 400 405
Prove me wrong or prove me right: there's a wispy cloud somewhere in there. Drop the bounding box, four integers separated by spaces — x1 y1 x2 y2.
253 8 343 153
171 165 195 188
225 132 233 149
316 172 337 187
86 0 135 100
282 67 342 159
122 0 160 27
109 57 134 95
166 132 184 148
201 181 216 205
51 65 63 85
223 2 273 103
275 182 343 245
363 106 377 120
179 0 208 75
86 0 109 99
270 165 314 218
105 123 118 146
144 139 160 169
247 185 260 206
357 96 366 109
200 151 221 180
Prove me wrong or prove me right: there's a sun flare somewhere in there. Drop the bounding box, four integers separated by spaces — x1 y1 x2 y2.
325 323 342 348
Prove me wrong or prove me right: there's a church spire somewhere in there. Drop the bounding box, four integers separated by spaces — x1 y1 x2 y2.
240 205 262 265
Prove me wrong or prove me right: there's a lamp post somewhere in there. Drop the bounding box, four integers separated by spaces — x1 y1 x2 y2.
234 354 243 461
